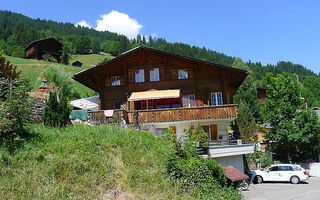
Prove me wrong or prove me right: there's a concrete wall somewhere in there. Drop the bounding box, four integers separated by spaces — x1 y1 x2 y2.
214 155 244 172
143 118 232 142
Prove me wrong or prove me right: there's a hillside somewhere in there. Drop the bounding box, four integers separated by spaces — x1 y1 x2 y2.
0 10 318 82
6 53 114 98
0 124 192 200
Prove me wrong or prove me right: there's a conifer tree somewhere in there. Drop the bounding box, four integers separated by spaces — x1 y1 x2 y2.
42 90 71 127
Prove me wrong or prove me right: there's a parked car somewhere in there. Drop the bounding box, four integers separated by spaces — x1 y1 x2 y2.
250 164 309 184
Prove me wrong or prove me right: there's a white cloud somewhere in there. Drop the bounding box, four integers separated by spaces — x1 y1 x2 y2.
95 10 143 39
76 20 91 28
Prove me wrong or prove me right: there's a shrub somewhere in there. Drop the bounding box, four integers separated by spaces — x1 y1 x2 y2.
185 123 209 149
247 150 273 169
0 53 31 142
42 90 72 127
43 66 79 100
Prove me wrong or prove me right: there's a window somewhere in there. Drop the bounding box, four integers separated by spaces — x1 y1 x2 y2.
269 166 278 171
211 92 223 106
135 69 145 83
150 68 160 82
178 69 188 79
182 94 196 107
279 166 291 171
156 128 167 137
111 76 120 86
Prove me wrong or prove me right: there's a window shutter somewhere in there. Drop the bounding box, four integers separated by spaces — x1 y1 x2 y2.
160 68 166 81
171 69 177 80
105 76 111 86
120 76 124 85
128 69 134 83
189 69 194 79
169 126 176 134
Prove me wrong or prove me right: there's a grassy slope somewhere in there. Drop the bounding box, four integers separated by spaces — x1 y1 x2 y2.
0 124 191 200
6 54 114 98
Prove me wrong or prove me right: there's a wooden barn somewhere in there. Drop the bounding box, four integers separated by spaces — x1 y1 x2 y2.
25 38 62 62
72 61 83 67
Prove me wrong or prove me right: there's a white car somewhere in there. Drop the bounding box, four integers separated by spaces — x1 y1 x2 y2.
250 164 309 184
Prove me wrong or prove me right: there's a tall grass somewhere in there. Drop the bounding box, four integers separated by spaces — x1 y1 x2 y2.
0 124 191 200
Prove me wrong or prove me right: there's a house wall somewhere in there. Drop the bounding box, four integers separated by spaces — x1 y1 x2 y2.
141 119 232 142
214 155 245 172
99 52 242 110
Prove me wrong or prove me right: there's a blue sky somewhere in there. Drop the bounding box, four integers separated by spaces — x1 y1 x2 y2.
2 0 320 73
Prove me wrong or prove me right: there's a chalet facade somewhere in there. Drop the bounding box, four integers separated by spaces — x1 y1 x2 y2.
25 38 62 62
73 46 254 172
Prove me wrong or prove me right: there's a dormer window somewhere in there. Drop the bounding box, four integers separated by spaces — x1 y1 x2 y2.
150 68 160 82
135 69 145 83
178 69 188 79
111 76 120 86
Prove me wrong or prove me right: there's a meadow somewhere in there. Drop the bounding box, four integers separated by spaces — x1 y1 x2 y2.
0 124 191 200
6 53 114 98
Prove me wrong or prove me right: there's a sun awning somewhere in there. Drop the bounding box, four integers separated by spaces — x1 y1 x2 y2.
128 89 180 101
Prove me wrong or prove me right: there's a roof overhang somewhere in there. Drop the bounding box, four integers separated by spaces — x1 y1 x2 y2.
128 89 180 101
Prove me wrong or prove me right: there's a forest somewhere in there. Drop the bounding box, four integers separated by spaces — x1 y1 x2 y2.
0 9 320 108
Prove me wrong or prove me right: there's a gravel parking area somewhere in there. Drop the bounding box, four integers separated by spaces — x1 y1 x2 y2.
242 177 320 200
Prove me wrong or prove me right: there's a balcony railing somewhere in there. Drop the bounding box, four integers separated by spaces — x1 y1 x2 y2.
88 104 237 125
209 139 252 148
88 110 127 125
127 104 237 124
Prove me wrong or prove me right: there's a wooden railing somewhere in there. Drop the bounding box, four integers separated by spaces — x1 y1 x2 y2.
127 104 237 124
88 105 237 125
88 110 127 125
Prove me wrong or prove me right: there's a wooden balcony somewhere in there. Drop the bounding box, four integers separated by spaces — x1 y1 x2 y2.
127 104 237 124
88 110 127 125
88 105 237 125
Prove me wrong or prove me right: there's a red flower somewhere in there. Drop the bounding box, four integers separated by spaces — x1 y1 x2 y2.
17 138 23 141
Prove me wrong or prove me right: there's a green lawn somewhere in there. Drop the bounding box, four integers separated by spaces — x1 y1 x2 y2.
0 124 190 200
6 54 113 98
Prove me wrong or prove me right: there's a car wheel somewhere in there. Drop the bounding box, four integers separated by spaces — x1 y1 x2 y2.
254 175 263 184
290 176 300 184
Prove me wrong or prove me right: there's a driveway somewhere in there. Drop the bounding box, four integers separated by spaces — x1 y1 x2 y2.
242 177 320 200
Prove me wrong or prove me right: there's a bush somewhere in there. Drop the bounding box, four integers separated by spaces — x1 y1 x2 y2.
42 90 72 127
0 53 31 142
6 45 25 58
43 66 79 100
165 125 241 199
247 150 273 169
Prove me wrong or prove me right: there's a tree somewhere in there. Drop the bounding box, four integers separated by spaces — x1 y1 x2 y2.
302 76 320 107
0 52 31 141
262 73 320 162
42 90 71 127
232 100 256 139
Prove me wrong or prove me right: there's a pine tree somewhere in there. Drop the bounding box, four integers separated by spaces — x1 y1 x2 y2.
42 90 71 127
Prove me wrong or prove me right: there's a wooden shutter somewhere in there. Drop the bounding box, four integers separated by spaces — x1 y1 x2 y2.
105 76 111 86
160 67 166 81
169 126 176 135
171 69 177 80
210 124 217 141
128 69 134 83
120 76 125 86
189 68 194 79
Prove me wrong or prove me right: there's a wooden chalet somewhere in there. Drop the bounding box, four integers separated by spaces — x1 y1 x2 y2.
25 38 62 62
73 46 253 172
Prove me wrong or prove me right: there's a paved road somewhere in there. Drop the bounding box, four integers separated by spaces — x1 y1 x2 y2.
242 177 320 200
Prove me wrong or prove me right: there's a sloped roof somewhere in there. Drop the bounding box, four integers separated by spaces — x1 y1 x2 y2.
223 166 249 182
25 37 62 51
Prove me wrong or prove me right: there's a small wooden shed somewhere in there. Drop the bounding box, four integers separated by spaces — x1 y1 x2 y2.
25 38 62 62
72 61 83 67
